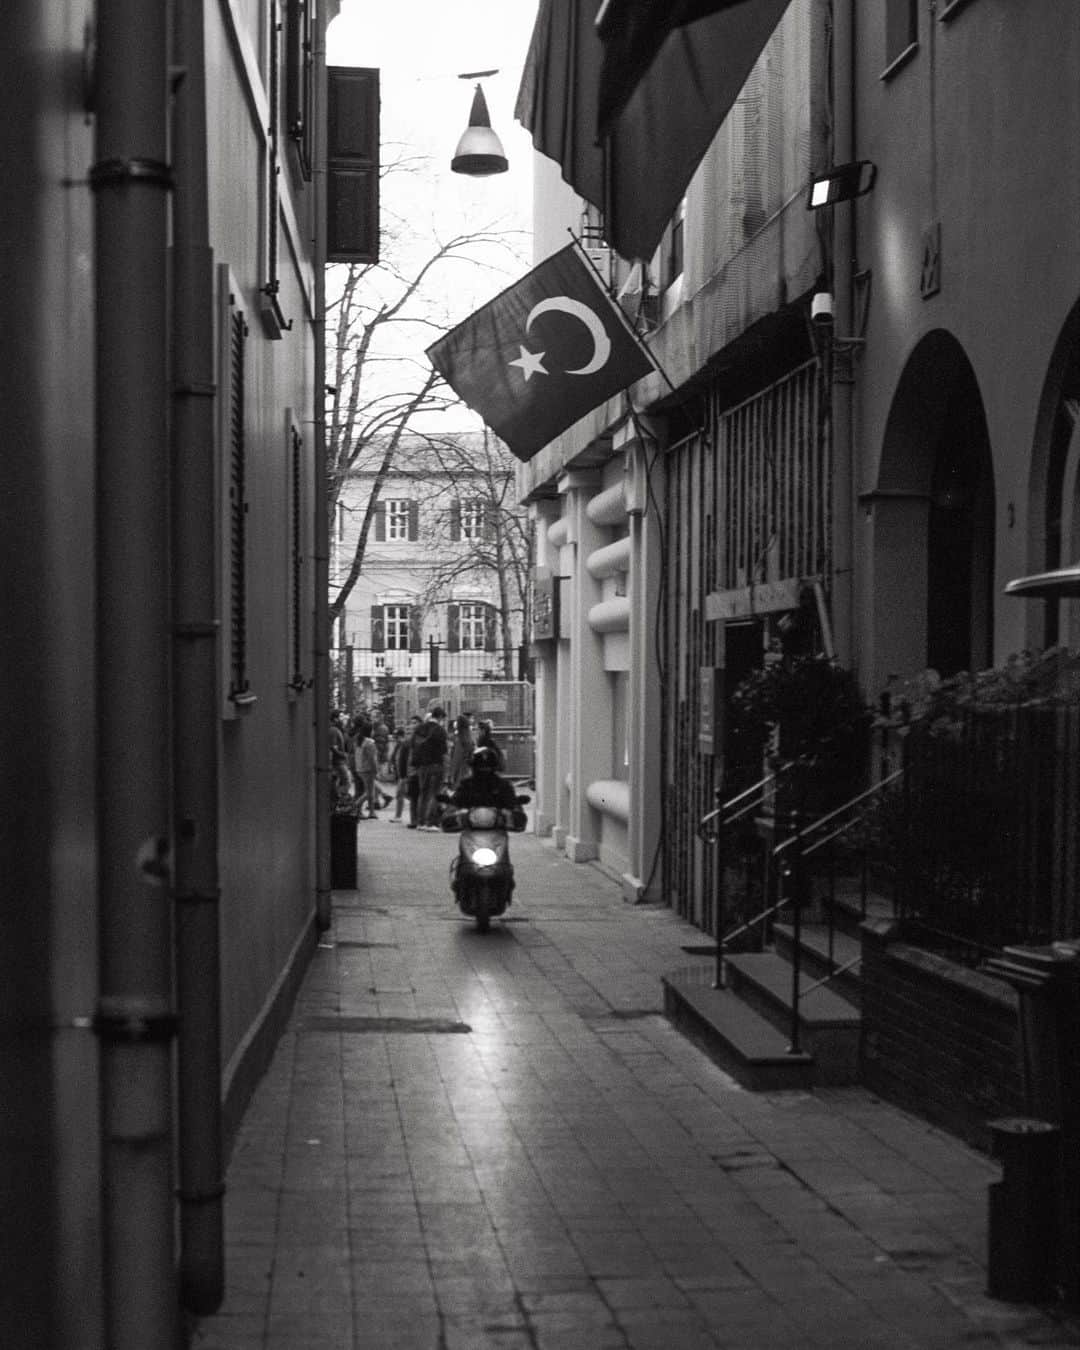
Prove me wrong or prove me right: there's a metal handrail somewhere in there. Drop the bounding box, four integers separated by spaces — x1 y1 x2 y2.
697 760 794 844
774 768 903 859
797 953 862 1001
719 894 793 952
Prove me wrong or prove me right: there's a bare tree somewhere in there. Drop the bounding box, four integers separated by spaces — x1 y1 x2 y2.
414 429 534 669
326 223 524 625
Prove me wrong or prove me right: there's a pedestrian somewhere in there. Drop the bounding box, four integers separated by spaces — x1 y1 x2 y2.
447 713 475 790
409 704 448 830
330 708 347 757
353 729 380 819
475 718 506 773
372 713 390 770
397 715 422 827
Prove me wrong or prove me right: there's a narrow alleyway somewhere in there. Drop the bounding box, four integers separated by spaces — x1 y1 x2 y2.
193 821 1080 1350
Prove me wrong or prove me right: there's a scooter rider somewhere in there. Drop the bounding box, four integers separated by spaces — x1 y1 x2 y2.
448 746 521 819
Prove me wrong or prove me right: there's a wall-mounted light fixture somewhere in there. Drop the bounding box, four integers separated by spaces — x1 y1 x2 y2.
806 160 877 209
451 71 508 177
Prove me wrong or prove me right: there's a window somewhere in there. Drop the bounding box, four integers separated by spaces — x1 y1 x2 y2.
260 0 289 336
385 604 411 650
447 602 496 653
450 498 489 542
460 501 485 540
371 603 422 652
884 0 918 75
285 0 314 179
459 603 487 650
375 498 418 541
387 500 410 540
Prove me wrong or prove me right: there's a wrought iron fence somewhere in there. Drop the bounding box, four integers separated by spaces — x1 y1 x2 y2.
889 704 1080 957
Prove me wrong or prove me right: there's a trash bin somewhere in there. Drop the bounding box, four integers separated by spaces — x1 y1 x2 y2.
330 811 358 889
985 941 1080 1302
986 1117 1060 1302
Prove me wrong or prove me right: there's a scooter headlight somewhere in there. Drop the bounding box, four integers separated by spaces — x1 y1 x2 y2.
471 846 498 867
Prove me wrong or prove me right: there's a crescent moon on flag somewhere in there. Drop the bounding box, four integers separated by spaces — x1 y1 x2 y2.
525 296 611 375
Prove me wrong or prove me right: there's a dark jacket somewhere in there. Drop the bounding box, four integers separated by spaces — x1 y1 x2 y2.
409 718 447 768
452 772 518 811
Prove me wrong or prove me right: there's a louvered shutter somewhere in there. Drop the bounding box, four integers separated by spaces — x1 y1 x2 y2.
227 303 250 700
374 501 386 541
327 67 380 263
449 500 461 542
484 504 496 541
447 604 461 653
483 604 497 652
407 500 419 541
370 605 385 652
288 420 305 690
408 606 423 653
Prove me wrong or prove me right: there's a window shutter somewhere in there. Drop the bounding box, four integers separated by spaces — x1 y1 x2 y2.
327 67 380 264
484 503 496 541
408 500 419 541
408 606 423 653
449 499 461 542
371 604 385 652
227 303 250 700
447 604 461 653
484 604 497 652
288 420 305 690
374 501 386 541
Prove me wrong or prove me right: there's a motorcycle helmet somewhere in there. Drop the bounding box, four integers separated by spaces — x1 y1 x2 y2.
471 746 499 775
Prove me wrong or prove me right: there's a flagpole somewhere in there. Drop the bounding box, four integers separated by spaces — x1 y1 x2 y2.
567 228 679 399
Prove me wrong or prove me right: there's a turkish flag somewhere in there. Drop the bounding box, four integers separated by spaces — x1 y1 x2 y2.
425 244 654 462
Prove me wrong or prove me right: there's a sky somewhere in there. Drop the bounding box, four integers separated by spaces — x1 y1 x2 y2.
327 1 538 287
326 1 541 432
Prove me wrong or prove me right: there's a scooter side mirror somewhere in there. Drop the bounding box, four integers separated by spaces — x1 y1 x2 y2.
514 794 531 805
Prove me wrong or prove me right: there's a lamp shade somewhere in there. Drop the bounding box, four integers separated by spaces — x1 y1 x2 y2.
451 84 508 176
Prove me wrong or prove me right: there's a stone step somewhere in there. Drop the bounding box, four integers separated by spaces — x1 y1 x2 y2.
662 966 815 1092
722 951 861 1086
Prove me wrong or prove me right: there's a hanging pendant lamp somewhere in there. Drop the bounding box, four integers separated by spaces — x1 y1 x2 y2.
451 83 508 176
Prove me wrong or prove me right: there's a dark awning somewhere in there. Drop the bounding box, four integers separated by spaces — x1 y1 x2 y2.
1004 564 1080 598
516 0 792 261
596 0 765 134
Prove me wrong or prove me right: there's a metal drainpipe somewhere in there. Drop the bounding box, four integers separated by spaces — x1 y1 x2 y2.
171 0 225 1314
830 0 856 664
314 3 333 930
91 0 177 1346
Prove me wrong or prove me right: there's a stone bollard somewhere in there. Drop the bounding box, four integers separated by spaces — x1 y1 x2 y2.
986 1117 1060 1302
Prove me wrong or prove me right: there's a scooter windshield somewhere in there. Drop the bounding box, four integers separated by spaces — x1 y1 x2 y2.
466 806 499 828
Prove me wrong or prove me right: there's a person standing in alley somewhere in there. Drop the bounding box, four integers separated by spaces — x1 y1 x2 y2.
410 704 448 831
475 718 505 773
353 726 380 819
448 713 475 791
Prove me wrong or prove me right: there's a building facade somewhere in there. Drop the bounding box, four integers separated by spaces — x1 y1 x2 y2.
519 0 1080 933
1 3 340 1345
332 430 530 696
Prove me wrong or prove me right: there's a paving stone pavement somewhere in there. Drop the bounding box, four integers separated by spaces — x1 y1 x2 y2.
192 819 1080 1350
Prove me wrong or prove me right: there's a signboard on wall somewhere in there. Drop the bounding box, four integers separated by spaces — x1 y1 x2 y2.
699 665 724 757
531 567 557 641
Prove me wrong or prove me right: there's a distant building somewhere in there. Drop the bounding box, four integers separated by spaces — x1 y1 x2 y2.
333 430 530 695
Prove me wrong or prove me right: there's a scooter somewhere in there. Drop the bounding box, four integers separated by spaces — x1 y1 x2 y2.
439 793 530 932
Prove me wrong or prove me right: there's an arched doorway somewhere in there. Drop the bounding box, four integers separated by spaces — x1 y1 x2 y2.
872 331 995 681
1030 299 1080 648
